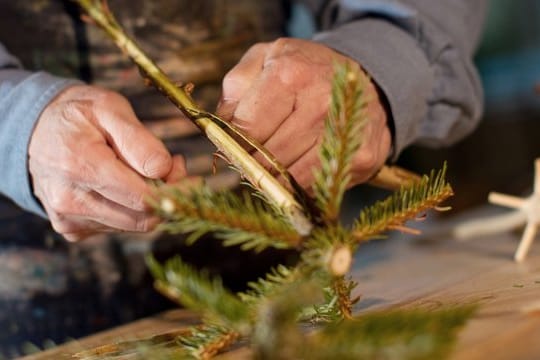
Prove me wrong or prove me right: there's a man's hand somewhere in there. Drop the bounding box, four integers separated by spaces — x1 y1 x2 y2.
29 85 186 241
218 38 391 190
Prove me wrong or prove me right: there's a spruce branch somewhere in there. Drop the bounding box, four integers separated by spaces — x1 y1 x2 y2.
154 184 302 251
304 277 358 324
301 226 355 275
68 3 469 355
237 265 298 306
237 256 356 325
352 164 454 243
295 227 358 324
251 280 323 360
301 305 477 360
331 276 359 320
73 329 193 359
237 243 357 325
73 0 313 236
312 64 369 225
74 326 239 360
147 255 251 333
177 325 240 360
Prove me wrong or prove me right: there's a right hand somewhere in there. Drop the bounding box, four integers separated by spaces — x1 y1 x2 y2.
29 85 186 241
217 38 391 191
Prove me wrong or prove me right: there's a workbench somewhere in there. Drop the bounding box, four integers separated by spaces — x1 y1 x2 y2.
20 207 540 360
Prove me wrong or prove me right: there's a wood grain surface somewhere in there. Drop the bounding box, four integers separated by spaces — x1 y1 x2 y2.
21 207 540 360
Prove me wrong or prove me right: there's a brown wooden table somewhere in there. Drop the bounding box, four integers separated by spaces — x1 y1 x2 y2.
21 207 540 360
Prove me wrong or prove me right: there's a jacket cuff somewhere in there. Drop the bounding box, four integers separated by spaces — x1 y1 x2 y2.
314 18 433 161
0 70 81 217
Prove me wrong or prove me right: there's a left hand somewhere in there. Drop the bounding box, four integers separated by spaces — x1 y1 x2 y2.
217 38 391 190
28 85 186 241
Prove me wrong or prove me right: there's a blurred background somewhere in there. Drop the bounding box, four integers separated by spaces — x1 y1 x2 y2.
1 0 540 358
398 0 540 212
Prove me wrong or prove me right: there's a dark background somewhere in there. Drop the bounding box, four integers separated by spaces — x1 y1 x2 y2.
398 0 540 212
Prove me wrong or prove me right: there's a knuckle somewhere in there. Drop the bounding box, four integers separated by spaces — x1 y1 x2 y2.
114 121 138 153
79 161 99 186
267 58 296 86
48 191 73 214
250 42 269 54
49 189 91 217
351 146 380 184
269 37 290 53
266 59 308 89
357 147 378 170
222 43 269 97
231 115 256 133
50 217 76 235
222 69 248 96
91 89 132 116
92 87 120 104
59 154 90 184
60 99 89 123
310 100 330 127
292 168 312 191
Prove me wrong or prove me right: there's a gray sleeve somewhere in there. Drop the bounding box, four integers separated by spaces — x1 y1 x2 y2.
299 0 487 160
0 43 81 217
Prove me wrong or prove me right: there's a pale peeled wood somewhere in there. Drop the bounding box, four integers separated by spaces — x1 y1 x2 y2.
368 164 422 190
488 192 526 209
515 223 538 262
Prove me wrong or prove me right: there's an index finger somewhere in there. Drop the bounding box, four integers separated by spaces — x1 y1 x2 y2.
81 143 154 211
218 43 269 121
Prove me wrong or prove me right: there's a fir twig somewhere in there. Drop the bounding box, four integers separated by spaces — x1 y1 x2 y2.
237 265 297 306
304 277 358 324
147 255 251 333
154 184 302 251
73 329 193 359
178 325 240 360
352 164 454 243
312 64 369 225
74 326 239 360
251 280 323 360
331 277 359 319
68 3 468 354
301 305 477 360
300 226 354 275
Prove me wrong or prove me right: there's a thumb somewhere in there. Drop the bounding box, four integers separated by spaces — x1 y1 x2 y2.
96 101 172 179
